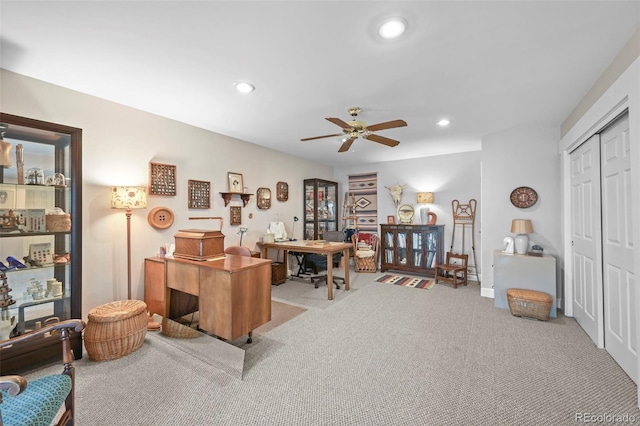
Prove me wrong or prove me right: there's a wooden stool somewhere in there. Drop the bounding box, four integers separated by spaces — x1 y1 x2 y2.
84 300 148 361
506 288 553 321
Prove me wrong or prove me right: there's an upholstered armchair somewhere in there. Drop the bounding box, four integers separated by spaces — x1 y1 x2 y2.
0 319 85 426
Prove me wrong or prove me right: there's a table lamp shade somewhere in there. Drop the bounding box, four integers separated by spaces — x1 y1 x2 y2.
511 219 533 234
111 186 148 210
417 192 434 204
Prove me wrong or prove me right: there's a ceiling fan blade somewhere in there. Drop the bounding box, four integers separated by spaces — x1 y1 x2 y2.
364 133 400 148
338 136 357 153
365 119 408 132
326 117 353 130
301 133 344 141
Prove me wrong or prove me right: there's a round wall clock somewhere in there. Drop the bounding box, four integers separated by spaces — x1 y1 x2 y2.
510 186 538 208
397 203 415 224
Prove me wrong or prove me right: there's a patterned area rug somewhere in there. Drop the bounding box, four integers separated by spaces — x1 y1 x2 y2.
348 172 378 233
376 274 435 289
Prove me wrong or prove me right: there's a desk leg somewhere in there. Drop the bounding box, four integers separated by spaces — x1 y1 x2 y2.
262 247 268 259
247 330 253 344
343 248 350 292
283 250 289 279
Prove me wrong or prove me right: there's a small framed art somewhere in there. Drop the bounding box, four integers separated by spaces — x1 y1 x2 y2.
188 179 211 209
230 206 242 225
276 181 289 201
387 215 395 224
227 172 244 193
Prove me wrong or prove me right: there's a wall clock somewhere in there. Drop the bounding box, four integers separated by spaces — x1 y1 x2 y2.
510 186 538 208
397 203 415 224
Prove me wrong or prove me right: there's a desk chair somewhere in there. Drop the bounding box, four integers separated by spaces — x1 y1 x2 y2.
435 252 469 289
224 245 252 257
306 231 346 289
0 319 85 426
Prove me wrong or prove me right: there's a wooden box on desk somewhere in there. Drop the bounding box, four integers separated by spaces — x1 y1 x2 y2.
173 229 225 261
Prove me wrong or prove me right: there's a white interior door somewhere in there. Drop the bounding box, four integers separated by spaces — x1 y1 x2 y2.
570 134 603 346
600 113 637 383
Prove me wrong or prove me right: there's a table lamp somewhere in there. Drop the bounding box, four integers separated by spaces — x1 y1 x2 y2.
511 219 533 255
417 192 434 225
111 186 148 299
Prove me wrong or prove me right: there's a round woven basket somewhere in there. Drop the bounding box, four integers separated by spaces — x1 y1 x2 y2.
84 300 148 361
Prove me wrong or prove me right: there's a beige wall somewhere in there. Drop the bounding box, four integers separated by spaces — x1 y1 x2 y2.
1 69 333 317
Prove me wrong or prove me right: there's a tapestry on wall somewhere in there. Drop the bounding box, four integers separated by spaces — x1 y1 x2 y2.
348 172 378 233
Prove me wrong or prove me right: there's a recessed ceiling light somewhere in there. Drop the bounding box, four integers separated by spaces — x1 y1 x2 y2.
378 17 407 39
437 119 450 127
234 82 255 93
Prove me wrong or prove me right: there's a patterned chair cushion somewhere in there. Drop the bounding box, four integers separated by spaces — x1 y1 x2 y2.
1 374 71 426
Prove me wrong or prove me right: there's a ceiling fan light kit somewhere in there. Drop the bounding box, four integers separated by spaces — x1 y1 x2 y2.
302 107 407 153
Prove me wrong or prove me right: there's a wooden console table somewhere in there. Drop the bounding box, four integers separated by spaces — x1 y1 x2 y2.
260 240 351 300
164 255 272 343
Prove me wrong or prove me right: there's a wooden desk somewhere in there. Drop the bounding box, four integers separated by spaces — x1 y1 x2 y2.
261 240 351 300
164 255 272 342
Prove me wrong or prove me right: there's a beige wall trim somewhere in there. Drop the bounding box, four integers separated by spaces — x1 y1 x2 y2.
561 28 640 137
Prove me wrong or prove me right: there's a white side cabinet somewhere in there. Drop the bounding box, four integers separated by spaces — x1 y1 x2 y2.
493 250 557 317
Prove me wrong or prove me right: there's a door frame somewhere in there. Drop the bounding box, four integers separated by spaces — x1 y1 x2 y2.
560 59 640 401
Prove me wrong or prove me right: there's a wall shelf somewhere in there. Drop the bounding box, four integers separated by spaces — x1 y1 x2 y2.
219 192 252 207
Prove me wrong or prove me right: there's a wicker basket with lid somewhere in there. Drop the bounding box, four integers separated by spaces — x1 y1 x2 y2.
507 288 553 321
84 299 148 361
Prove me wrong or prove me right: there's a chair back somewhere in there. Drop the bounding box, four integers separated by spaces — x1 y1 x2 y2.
224 246 252 257
445 252 468 266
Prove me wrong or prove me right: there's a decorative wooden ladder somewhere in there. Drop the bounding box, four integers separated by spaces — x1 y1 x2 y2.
342 192 358 231
450 199 479 283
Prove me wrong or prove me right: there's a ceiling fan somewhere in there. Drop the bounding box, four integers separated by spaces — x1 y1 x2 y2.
301 107 407 153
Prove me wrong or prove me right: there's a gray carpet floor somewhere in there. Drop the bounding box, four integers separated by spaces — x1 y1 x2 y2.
19 272 640 425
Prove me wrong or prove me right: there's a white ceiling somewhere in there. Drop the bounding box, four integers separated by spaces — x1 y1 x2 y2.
1 1 639 167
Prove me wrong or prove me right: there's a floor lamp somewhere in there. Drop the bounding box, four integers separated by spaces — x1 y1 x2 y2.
111 186 148 299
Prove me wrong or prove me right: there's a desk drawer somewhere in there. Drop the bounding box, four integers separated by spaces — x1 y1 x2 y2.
166 260 200 295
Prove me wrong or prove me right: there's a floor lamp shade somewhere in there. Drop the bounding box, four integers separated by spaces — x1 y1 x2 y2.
111 186 148 210
111 186 147 300
511 219 533 255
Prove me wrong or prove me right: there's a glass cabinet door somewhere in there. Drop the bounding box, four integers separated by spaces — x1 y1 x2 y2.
0 113 82 371
383 230 395 264
303 178 338 240
411 231 424 268
397 230 407 265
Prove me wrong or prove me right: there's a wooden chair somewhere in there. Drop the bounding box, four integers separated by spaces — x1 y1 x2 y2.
0 319 85 426
351 233 379 273
224 245 252 257
435 252 469 289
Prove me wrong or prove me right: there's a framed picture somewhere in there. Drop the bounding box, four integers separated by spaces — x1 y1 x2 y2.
387 215 395 224
149 162 177 196
188 179 210 209
227 172 244 193
230 206 242 225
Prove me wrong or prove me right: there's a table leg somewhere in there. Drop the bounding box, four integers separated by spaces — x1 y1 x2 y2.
327 255 334 300
343 248 350 291
247 330 253 344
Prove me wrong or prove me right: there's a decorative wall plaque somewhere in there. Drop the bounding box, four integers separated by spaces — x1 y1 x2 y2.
276 181 289 201
188 179 210 209
149 162 177 196
257 187 271 210
230 206 241 225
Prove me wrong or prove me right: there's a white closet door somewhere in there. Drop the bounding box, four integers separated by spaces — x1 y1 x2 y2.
570 134 603 346
601 113 637 383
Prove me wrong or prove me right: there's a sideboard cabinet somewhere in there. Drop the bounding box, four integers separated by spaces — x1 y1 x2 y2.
380 224 444 276
0 113 82 373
